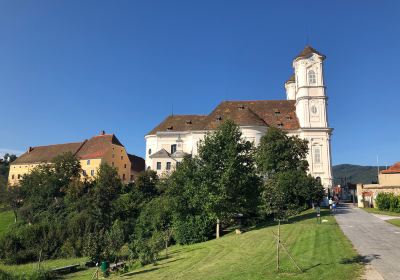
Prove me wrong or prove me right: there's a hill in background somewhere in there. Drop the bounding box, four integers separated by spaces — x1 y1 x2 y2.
333 164 387 185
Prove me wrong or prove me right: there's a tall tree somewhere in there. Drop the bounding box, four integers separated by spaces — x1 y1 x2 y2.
198 120 261 238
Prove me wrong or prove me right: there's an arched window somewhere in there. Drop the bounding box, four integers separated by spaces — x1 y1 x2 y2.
308 70 316 85
148 148 152 155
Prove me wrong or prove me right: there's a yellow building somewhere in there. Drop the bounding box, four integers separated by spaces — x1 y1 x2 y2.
8 131 144 186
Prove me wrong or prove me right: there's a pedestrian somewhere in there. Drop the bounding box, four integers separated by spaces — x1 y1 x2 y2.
332 201 337 213
329 197 333 210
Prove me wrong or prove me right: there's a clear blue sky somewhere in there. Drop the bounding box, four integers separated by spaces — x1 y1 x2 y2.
0 0 399 166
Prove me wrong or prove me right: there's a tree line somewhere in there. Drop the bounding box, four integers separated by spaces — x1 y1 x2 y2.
0 121 324 265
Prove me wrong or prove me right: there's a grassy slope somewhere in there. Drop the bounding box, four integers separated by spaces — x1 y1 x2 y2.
1 210 362 280
114 210 361 280
0 257 88 275
362 208 400 217
386 219 400 227
0 210 14 237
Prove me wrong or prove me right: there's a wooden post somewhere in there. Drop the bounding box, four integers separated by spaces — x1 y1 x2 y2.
165 239 168 258
216 218 220 239
276 220 280 271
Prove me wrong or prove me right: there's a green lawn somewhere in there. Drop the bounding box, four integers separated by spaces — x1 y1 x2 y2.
0 210 14 237
0 257 88 276
362 207 400 217
0 210 362 280
386 218 400 228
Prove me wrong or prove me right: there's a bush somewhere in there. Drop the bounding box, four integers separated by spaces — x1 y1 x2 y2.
376 192 400 213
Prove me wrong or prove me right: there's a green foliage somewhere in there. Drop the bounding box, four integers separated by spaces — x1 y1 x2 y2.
198 120 261 222
376 192 400 213
255 127 308 175
131 196 173 264
256 127 324 220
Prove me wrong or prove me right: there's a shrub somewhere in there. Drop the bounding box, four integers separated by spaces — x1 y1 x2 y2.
376 192 400 213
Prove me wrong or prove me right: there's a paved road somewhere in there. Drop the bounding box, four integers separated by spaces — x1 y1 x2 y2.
335 204 400 280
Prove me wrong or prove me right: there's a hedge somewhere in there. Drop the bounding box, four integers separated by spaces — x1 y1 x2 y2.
375 192 400 213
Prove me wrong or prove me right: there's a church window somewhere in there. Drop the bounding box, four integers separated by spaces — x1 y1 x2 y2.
308 70 316 85
166 162 171 170
311 105 318 115
171 144 177 154
148 149 152 155
314 146 321 164
157 162 161 170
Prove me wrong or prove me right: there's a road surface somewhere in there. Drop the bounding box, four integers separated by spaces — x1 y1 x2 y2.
335 204 400 280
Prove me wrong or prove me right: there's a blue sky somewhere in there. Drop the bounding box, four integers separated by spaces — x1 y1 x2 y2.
0 0 399 166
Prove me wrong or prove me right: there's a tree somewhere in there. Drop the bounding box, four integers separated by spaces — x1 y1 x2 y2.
198 120 261 238
255 127 308 176
256 127 324 271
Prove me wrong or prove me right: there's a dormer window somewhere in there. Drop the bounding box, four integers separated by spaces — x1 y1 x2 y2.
286 115 292 120
308 70 316 85
237 105 245 110
167 126 173 131
216 116 222 121
274 109 280 116
277 122 284 128
186 120 192 125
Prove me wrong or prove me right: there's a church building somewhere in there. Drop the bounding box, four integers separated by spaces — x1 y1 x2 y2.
145 46 333 190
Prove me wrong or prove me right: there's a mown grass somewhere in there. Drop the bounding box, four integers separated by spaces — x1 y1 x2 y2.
0 210 14 237
362 207 400 217
0 257 88 276
0 209 362 280
386 218 400 228
110 209 361 280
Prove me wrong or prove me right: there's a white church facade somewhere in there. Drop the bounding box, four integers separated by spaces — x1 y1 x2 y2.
145 46 333 190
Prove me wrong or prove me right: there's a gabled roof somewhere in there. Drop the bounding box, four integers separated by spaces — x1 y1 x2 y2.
149 149 171 159
381 162 400 174
204 102 267 130
128 154 145 173
12 142 84 165
295 45 326 60
76 134 123 159
148 115 208 135
12 133 127 165
148 100 300 135
171 150 188 159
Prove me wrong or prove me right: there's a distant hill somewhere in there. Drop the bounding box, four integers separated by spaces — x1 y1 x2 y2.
333 164 386 185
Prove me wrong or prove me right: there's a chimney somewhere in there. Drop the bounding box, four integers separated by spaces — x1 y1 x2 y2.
100 130 106 135
28 147 33 153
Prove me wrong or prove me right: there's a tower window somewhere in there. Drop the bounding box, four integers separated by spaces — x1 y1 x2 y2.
308 70 316 85
313 146 321 164
148 149 152 155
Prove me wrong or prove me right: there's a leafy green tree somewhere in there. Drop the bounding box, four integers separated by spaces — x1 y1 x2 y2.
255 127 309 176
256 127 324 218
198 120 261 237
90 163 122 230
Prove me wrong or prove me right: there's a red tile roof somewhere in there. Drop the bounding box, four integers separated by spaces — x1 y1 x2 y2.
12 133 129 164
148 100 300 134
381 162 400 174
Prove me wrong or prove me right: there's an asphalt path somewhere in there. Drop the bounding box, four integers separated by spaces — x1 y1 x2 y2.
334 204 400 280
